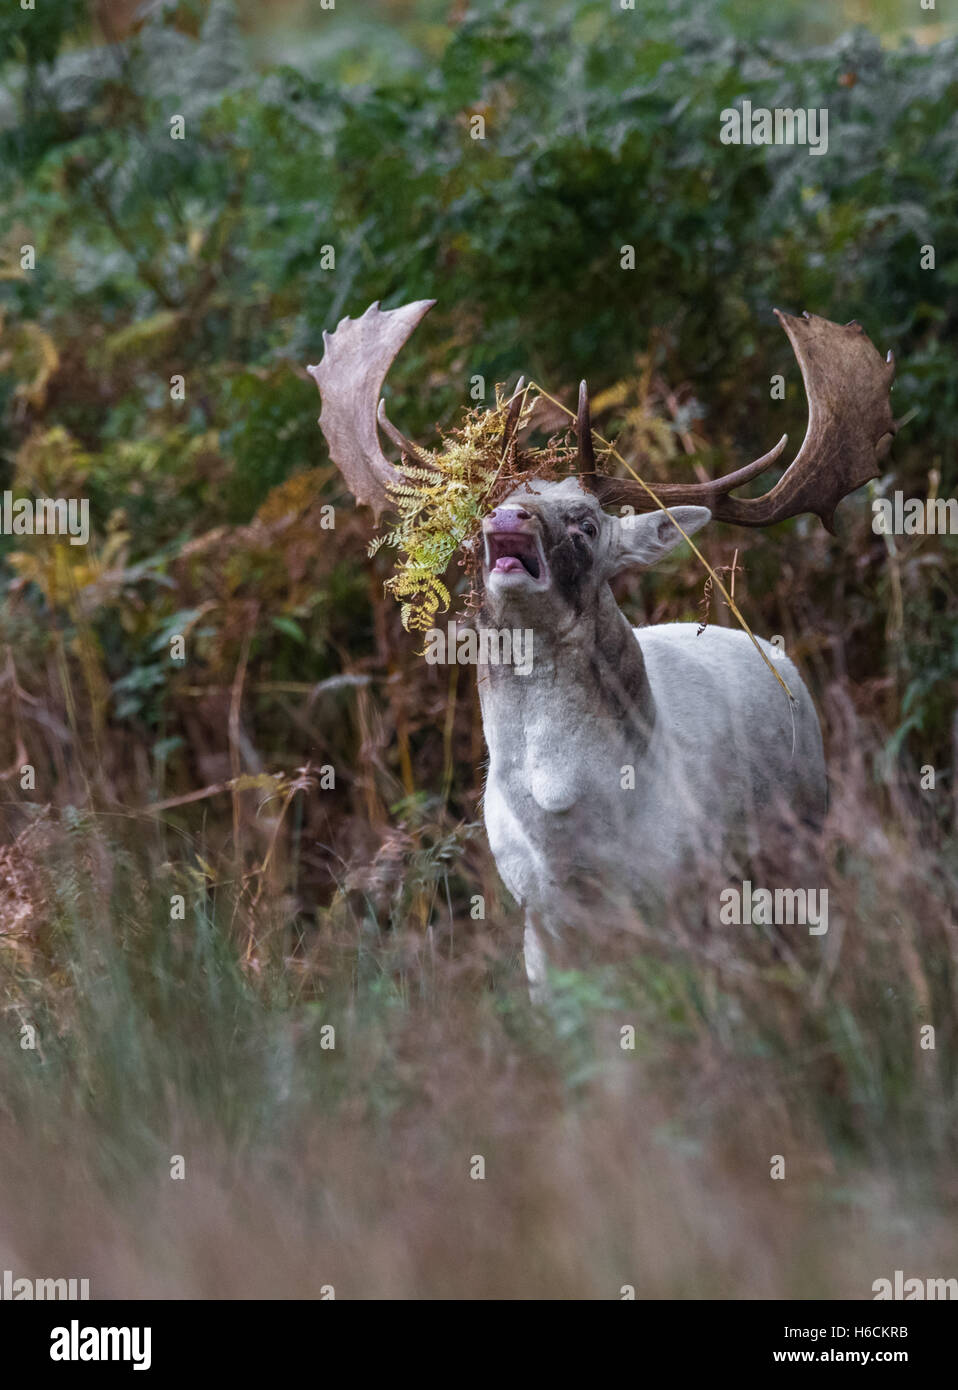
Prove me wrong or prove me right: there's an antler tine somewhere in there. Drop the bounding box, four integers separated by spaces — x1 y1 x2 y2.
376 397 435 471
502 377 526 454
308 298 436 520
586 435 788 511
576 380 597 473
581 311 896 532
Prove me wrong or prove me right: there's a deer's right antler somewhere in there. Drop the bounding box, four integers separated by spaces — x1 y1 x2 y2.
307 298 437 520
309 299 533 519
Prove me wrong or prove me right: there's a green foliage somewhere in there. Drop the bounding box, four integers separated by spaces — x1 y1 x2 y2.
0 0 955 782
0 0 85 71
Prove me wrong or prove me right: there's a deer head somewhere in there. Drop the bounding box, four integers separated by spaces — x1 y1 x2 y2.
306 300 897 616
475 478 711 628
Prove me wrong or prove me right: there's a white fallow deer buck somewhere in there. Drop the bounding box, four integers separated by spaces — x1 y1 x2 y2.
307 300 896 989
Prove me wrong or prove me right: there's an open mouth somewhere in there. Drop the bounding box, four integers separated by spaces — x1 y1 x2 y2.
484 531 548 582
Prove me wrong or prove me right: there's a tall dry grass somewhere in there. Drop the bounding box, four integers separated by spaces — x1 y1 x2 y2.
0 672 955 1298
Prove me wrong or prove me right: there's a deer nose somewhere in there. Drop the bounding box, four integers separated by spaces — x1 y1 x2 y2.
488 507 532 530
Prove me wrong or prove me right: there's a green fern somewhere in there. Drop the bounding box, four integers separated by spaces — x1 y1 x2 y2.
372 387 560 633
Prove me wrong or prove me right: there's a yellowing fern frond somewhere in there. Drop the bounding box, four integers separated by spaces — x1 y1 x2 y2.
370 384 573 633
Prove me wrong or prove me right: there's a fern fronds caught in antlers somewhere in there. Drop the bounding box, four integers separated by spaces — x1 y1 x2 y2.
369 388 568 632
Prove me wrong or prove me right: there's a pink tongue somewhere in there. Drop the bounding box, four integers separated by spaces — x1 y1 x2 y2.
494 556 525 573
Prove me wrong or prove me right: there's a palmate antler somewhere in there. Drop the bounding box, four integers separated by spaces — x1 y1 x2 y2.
306 299 438 521
577 310 898 533
307 298 527 519
308 301 897 533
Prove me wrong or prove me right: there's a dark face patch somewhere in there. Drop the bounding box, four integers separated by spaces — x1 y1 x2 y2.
530 504 600 609
548 528 595 611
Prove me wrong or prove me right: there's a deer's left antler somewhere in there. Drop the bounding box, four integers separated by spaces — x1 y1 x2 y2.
578 310 898 533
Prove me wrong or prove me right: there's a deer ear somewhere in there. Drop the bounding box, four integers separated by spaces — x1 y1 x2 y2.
610 506 711 574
